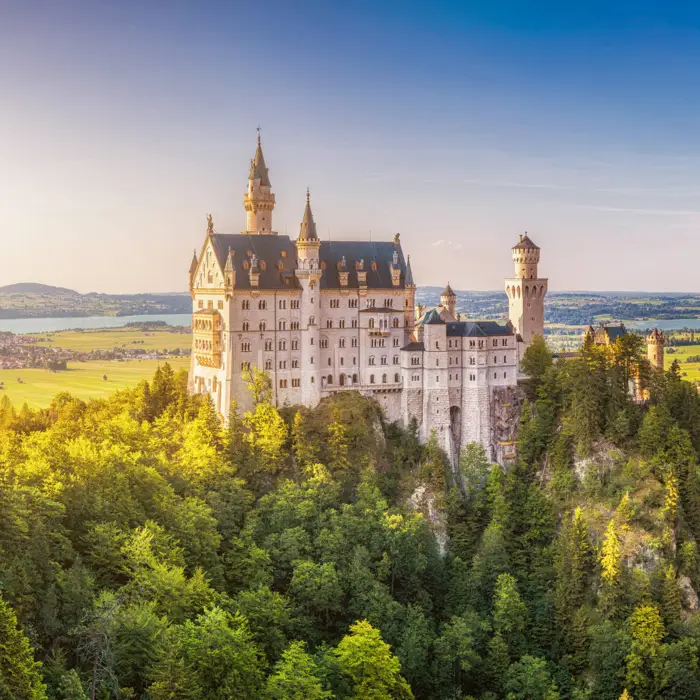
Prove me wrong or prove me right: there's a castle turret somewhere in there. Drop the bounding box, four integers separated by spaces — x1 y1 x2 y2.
243 130 276 234
295 190 321 405
505 233 548 348
647 328 665 371
440 283 457 318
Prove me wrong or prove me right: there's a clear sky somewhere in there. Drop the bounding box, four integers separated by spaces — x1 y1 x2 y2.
2 0 700 293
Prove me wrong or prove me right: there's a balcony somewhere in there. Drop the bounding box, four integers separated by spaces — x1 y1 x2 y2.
193 309 223 368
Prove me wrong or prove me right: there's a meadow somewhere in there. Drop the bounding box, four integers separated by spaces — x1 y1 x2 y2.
29 326 191 352
0 358 189 408
667 342 700 382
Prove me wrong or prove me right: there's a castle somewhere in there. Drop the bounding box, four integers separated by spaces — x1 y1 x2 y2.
188 134 548 463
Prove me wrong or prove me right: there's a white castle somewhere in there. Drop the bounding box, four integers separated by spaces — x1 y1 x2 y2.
189 134 547 463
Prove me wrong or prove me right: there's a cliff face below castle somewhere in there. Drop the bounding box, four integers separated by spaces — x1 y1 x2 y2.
491 384 526 465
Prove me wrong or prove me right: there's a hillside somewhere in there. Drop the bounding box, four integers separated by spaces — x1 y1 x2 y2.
0 282 79 295
1 341 700 699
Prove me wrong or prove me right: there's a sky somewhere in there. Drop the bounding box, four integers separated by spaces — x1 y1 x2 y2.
2 1 700 293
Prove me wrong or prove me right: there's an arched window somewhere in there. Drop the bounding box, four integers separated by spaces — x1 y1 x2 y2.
259 320 266 331
394 373 400 383
352 373 358 384
258 300 267 310
392 317 399 328
369 356 375 365
370 374 375 384
369 318 375 329
382 374 387 383
242 321 249 331
339 374 345 386
327 375 333 385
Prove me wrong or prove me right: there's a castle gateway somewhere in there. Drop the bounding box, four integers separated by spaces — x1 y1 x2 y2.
188 135 547 463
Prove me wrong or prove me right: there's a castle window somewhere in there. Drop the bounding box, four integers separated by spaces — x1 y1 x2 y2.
208 300 214 309
311 376 315 383
279 299 286 309
369 356 376 365
370 374 375 384
292 359 299 368
339 319 345 329
279 360 287 369
328 358 332 366
469 340 475 348
320 338 328 349
241 362 250 371
436 358 439 366
411 356 420 366
258 300 266 310
279 340 287 351
242 300 250 310
327 375 333 384
504 372 507 378
502 339 508 346
309 316 315 326
494 373 497 379
280 379 288 388
291 321 299 330
392 317 399 328
279 320 286 330
292 340 299 350
351 337 358 347
241 342 251 352
435 341 439 349
198 300 204 309
265 359 272 370
394 373 400 383
291 299 299 309
353 357 357 365
339 338 346 348
310 357 314 363
393 355 399 365
243 321 249 331
207 272 213 283
292 378 300 387
382 374 387 383
352 373 358 383
493 339 498 347
381 356 387 365
435 376 439 383
218 300 223 309
367 299 375 308
504 355 507 363
351 319 358 329
259 321 266 331
369 319 375 329
330 299 340 308
349 298 358 308
326 320 333 328
393 337 400 347
264 340 272 351
469 357 475 365
340 357 344 366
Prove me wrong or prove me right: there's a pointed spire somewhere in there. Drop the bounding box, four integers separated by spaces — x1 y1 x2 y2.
189 249 198 275
298 188 319 241
250 129 271 187
405 255 415 286
441 282 455 298
224 246 234 271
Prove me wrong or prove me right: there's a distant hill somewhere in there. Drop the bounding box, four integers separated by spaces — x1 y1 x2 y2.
0 283 79 296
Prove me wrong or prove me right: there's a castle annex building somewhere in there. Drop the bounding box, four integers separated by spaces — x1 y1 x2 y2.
188 135 548 462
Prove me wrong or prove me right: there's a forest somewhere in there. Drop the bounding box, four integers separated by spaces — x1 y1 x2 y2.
1 334 700 700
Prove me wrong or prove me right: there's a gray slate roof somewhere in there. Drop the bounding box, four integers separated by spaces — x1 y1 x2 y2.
401 341 425 351
446 320 513 337
512 234 539 250
208 234 409 291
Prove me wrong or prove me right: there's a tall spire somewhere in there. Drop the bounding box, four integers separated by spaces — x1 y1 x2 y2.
189 249 198 275
250 128 271 187
298 188 319 241
405 255 415 286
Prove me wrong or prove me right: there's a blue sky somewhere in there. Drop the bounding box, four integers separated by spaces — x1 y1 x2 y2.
1 0 700 292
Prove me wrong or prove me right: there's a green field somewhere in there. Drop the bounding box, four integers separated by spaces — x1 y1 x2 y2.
666 343 700 382
0 358 189 409
29 327 191 352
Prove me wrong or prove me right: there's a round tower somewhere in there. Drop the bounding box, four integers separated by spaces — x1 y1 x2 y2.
647 328 665 371
512 233 540 279
243 130 276 234
440 283 457 318
505 233 548 349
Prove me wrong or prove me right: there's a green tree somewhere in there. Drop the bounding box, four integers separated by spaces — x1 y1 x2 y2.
493 573 528 655
266 641 331 700
0 595 47 700
504 655 559 700
599 520 623 618
333 620 413 699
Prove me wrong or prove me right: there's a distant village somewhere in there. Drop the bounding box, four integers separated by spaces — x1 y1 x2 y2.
0 331 190 371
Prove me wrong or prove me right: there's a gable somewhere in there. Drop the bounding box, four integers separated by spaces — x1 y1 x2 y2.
194 238 225 290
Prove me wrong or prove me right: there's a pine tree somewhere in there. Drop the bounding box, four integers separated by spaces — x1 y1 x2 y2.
599 520 623 618
266 641 331 699
661 565 682 628
0 594 47 700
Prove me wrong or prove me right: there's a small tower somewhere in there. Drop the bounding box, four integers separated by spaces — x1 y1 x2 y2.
295 190 322 405
647 328 665 371
188 249 198 294
404 255 416 340
243 130 276 234
505 233 548 348
440 283 457 318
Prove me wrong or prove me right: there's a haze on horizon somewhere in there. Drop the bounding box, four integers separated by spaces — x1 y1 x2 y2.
2 0 700 294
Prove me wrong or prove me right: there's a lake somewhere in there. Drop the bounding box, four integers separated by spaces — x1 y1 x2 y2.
0 314 193 334
627 319 700 331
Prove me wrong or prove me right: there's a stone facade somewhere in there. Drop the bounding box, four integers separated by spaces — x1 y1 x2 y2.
189 135 545 464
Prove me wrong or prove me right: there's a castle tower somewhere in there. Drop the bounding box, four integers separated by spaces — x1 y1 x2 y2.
647 328 665 371
243 131 276 234
440 283 457 318
404 255 416 340
295 190 321 405
505 233 548 347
